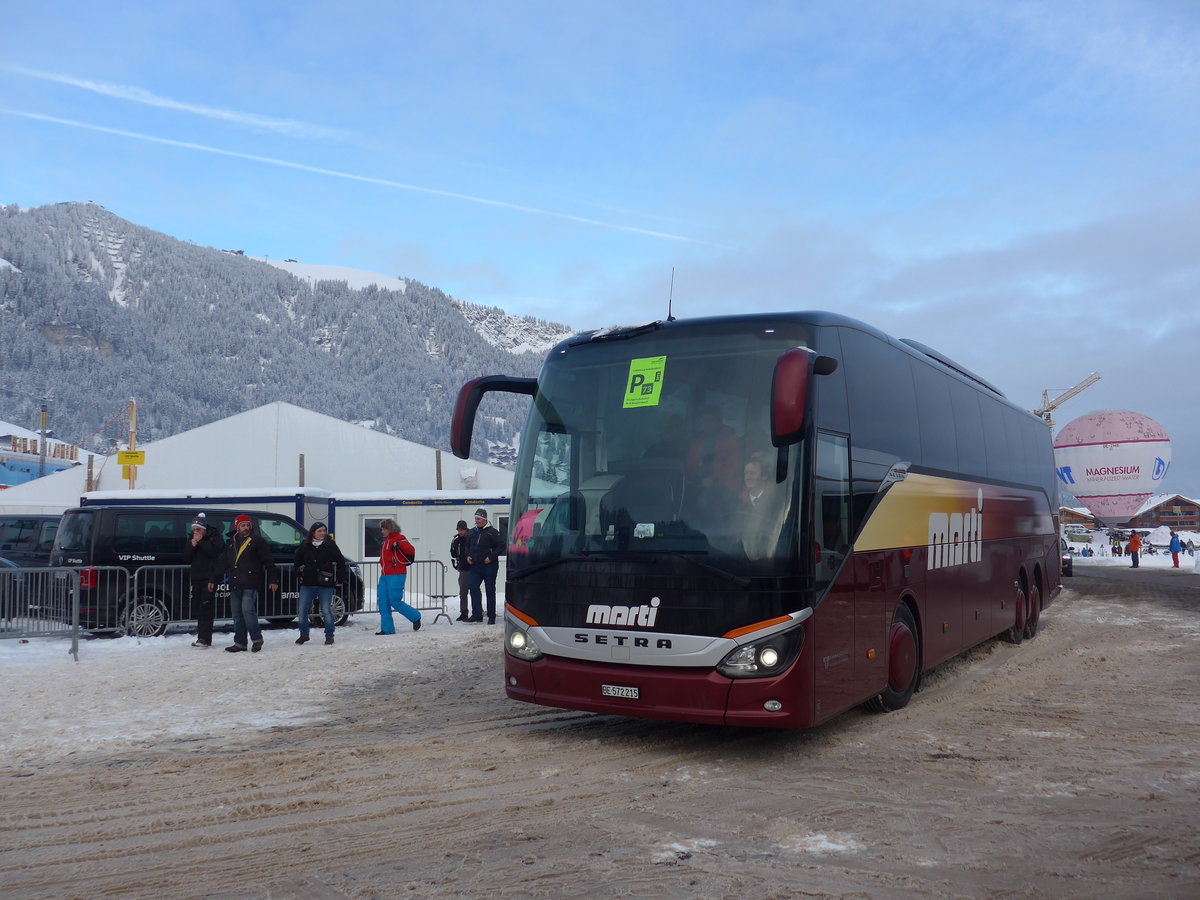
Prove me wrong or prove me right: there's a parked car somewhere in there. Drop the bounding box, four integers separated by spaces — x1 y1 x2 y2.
0 515 60 567
1060 538 1074 577
49 506 363 636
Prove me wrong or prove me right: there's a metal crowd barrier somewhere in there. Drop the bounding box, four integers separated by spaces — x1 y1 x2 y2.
0 566 83 660
353 559 453 625
0 558 455 645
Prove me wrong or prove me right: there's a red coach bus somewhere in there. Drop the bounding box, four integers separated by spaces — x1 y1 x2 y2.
450 312 1061 729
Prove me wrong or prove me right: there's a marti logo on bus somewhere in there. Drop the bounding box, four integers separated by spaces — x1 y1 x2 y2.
586 597 661 627
927 488 985 571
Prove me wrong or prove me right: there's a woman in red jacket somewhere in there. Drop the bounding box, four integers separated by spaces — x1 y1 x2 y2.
377 519 421 634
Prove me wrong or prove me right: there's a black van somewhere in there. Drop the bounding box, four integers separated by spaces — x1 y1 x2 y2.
0 514 60 567
49 506 362 636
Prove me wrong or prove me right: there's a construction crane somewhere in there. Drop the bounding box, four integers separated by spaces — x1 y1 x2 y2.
1033 373 1101 430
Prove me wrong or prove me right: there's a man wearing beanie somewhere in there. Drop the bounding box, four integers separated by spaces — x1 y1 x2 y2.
450 519 472 622
183 513 224 648
220 513 278 652
466 508 503 624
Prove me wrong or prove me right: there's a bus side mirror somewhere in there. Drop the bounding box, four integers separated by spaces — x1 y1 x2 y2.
450 375 537 459
771 349 837 447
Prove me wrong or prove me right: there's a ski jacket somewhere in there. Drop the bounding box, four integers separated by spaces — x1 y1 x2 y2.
450 532 470 571
381 531 416 576
467 524 504 567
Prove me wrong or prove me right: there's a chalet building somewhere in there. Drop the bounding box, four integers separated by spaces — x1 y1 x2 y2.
1060 507 1098 528
1125 495 1200 530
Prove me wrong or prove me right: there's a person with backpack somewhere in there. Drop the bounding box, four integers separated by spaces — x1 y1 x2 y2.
294 521 348 646
183 513 224 648
377 518 421 634
466 508 504 624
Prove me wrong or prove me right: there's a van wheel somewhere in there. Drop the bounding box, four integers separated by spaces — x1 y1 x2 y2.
121 596 169 638
313 595 349 628
864 604 920 713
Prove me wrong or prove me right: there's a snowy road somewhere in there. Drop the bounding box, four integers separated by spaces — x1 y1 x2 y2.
1 566 1198 898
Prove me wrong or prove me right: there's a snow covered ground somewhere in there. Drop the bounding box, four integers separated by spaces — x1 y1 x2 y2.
1067 524 1200 571
0 612 502 766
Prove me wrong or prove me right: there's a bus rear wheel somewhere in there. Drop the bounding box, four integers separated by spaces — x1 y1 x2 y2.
866 604 919 712
1023 583 1041 640
1004 584 1027 645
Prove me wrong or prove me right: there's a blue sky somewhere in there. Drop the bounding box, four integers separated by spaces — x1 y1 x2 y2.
3 0 1199 502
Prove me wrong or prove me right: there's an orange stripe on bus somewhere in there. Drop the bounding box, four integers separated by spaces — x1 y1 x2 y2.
506 604 538 627
723 615 793 639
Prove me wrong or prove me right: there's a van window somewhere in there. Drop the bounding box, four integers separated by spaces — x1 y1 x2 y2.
56 511 95 553
258 517 305 554
36 521 59 552
114 513 184 554
0 518 41 554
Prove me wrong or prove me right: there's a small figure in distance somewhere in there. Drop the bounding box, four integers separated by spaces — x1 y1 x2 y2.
450 519 472 622
466 508 504 624
377 518 422 634
1127 531 1141 569
294 521 348 646
222 513 278 653
183 513 224 648
1168 530 1182 569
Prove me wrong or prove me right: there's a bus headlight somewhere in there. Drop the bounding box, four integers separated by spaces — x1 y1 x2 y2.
505 619 543 662
716 626 804 679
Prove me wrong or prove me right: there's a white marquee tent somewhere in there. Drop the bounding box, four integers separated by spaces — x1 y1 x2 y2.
0 402 512 515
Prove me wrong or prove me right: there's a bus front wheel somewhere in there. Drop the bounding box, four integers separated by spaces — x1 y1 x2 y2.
866 604 919 712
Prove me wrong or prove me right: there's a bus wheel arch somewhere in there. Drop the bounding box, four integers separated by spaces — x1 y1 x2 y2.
865 599 921 713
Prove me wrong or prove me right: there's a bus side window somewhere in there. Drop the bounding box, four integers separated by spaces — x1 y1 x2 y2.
815 432 851 589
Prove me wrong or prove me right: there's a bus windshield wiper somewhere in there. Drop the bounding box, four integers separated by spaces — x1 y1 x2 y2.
507 554 594 581
660 553 752 587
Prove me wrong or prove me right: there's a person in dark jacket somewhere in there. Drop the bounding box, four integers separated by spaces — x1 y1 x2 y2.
182 513 224 648
222 513 278 653
293 521 347 646
450 519 471 622
466 508 504 624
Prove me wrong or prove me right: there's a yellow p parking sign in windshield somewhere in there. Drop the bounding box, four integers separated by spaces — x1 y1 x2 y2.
623 356 667 408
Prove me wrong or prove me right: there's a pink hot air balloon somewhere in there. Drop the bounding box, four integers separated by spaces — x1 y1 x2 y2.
1053 410 1172 522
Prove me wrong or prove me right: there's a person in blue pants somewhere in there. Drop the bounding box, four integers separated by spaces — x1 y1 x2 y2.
377 518 421 634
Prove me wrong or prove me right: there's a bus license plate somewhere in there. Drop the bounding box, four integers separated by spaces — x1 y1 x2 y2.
601 684 639 700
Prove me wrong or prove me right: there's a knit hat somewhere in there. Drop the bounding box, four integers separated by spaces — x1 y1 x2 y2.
190 513 207 531
234 513 252 526
456 520 469 530
473 508 487 520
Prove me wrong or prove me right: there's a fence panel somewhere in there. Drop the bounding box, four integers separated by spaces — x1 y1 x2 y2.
352 560 452 625
0 566 83 659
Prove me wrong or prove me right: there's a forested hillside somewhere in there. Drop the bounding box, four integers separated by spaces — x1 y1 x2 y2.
0 202 573 463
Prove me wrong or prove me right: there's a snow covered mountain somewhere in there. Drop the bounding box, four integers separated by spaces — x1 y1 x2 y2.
0 202 575 465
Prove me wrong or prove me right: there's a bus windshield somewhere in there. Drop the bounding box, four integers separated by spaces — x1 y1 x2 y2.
508 323 813 578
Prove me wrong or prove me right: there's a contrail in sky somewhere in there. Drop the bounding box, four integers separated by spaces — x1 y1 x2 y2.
2 110 714 245
3 65 355 141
